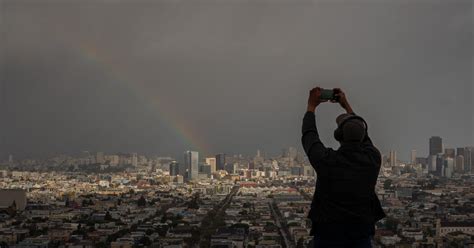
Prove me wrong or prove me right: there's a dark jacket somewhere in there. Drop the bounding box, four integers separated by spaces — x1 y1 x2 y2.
301 111 386 238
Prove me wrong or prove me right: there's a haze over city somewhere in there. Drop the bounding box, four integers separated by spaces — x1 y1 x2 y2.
1 0 472 160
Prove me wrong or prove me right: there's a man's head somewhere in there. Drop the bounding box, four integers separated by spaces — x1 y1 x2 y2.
334 114 367 143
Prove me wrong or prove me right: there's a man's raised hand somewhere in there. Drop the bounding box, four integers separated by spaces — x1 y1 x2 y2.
307 87 327 112
333 88 354 114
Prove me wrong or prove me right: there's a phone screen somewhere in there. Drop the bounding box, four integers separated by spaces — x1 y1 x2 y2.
320 89 334 100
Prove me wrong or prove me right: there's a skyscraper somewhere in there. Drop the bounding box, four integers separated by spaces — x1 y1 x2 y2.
436 155 444 176
456 147 465 157
178 161 187 177
96 152 105 164
205 157 217 173
429 136 443 156
131 153 138 167
169 161 179 176
428 155 437 172
184 151 199 180
199 163 211 175
444 157 454 178
288 147 297 160
389 150 397 167
464 147 472 173
410 150 416 164
254 149 264 164
224 163 236 174
248 161 255 170
444 148 455 158
215 153 226 171
455 155 464 173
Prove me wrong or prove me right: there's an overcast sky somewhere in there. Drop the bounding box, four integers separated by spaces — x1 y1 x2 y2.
0 0 472 160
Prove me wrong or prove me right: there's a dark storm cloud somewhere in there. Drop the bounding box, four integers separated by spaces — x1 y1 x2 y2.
0 0 472 160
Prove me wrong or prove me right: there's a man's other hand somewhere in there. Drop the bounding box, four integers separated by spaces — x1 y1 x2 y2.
307 87 327 112
333 88 354 114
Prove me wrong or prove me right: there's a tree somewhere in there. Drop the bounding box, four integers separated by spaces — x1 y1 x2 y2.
28 224 38 236
385 217 399 232
231 223 249 234
137 196 147 207
141 236 151 246
384 179 393 190
105 211 113 221
96 242 107 248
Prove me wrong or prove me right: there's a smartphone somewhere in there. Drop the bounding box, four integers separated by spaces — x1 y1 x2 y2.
320 89 335 101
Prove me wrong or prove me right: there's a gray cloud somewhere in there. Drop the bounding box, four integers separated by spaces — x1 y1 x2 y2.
0 0 472 160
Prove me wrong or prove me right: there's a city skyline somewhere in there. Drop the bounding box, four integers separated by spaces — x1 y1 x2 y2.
2 133 473 164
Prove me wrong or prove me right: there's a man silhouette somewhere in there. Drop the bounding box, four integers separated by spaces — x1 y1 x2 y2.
302 87 385 248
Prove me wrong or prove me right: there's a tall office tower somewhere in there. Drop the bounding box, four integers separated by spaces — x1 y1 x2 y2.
96 152 105 164
288 147 298 160
410 150 417 164
224 163 236 174
178 161 187 177
169 161 179 176
428 155 437 172
254 150 264 164
199 163 211 175
464 147 472 173
131 153 138 167
205 157 217 173
429 136 443 156
184 151 199 180
215 153 226 171
436 155 444 176
456 147 465 157
248 161 255 170
444 148 455 158
389 150 397 167
444 158 454 178
455 155 464 173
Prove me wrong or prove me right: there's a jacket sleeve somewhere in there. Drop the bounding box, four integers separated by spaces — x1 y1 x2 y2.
301 111 331 171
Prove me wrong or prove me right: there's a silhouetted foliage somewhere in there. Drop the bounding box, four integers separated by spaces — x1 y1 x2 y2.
137 195 147 207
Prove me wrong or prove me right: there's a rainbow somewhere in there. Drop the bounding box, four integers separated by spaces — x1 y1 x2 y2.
77 43 211 156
